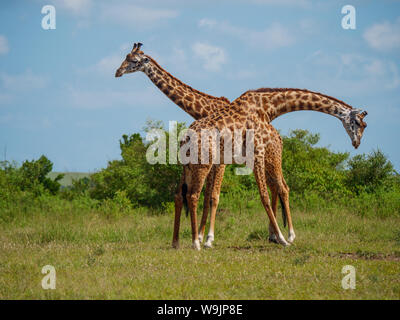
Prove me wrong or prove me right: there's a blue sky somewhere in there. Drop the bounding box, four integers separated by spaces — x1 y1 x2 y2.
0 0 399 172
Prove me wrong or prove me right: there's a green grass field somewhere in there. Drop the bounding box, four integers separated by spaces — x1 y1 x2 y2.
0 200 399 300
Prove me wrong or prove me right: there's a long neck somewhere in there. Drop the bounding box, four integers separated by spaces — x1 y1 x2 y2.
144 57 229 120
236 89 353 123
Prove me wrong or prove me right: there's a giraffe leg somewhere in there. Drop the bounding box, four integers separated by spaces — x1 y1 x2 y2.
280 177 295 243
172 171 185 249
268 185 279 244
266 169 295 244
253 158 289 247
186 164 212 250
204 164 225 248
198 166 215 243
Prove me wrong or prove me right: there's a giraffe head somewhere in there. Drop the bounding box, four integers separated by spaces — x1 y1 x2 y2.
115 43 151 77
342 109 368 149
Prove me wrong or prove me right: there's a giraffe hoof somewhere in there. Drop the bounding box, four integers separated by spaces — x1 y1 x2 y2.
204 242 213 249
288 232 296 244
280 239 290 247
268 237 279 244
192 240 201 250
172 241 180 249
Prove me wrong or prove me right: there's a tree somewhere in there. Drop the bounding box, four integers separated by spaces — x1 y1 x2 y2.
346 149 396 194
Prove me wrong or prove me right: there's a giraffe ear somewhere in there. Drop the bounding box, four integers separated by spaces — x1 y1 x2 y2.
360 111 368 119
132 43 137 52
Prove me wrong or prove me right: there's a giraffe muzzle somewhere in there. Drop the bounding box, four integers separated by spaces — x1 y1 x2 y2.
115 69 124 77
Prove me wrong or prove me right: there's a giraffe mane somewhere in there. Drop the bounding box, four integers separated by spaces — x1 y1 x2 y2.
147 56 230 104
246 88 354 109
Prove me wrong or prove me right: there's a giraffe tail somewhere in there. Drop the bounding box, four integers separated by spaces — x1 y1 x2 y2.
279 194 287 228
182 183 189 217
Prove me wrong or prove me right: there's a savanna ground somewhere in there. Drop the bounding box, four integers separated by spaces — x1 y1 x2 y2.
1 199 399 299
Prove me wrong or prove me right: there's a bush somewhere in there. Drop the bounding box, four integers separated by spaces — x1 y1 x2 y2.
1 125 399 219
345 149 396 194
0 156 63 197
281 129 350 200
90 121 183 208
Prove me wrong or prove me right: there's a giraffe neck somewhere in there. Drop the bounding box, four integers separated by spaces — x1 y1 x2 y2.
237 89 354 123
144 57 229 120
271 89 353 121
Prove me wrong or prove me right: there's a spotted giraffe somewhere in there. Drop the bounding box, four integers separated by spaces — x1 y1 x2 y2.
115 43 230 243
179 103 294 249
179 87 368 250
197 88 368 248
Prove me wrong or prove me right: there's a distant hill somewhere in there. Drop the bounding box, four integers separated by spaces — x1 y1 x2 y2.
47 172 91 187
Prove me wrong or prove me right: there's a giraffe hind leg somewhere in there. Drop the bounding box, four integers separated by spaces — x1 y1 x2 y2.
254 158 289 247
268 186 279 244
204 165 225 248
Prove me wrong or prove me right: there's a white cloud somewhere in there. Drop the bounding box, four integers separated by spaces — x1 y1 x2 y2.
248 23 295 50
0 70 48 91
0 35 9 54
67 86 167 109
364 59 386 76
100 4 178 27
81 54 124 76
50 0 92 15
301 51 400 94
192 42 227 72
78 43 132 76
198 19 295 50
364 18 400 51
198 18 217 29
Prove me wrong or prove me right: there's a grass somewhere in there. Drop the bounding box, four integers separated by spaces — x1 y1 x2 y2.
0 199 399 299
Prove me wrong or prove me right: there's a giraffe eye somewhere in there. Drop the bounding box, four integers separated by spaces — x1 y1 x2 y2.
143 57 149 63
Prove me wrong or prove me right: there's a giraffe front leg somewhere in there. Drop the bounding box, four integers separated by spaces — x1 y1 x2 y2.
187 165 212 250
198 167 215 243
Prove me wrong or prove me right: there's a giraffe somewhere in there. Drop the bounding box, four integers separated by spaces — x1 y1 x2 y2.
195 88 368 248
115 43 230 244
178 87 367 250
115 43 290 248
196 123 291 248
